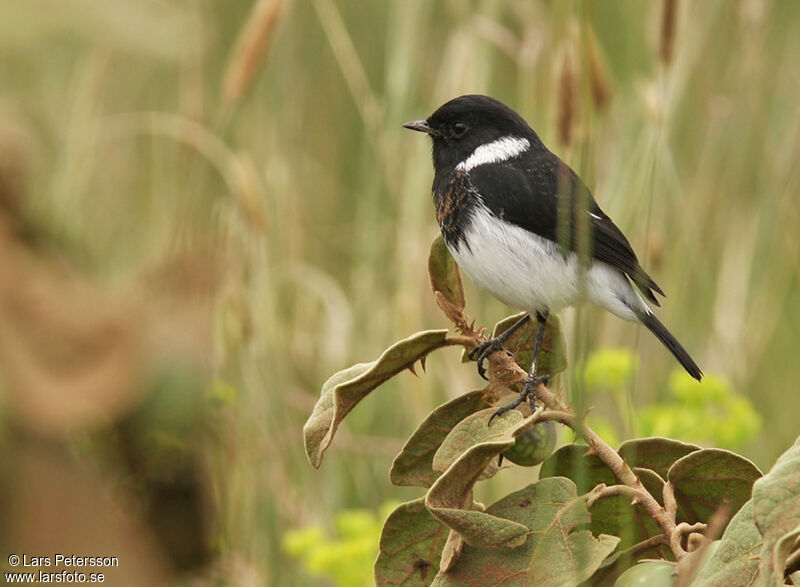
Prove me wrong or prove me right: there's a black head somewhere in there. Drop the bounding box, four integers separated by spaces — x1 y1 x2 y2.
403 95 544 170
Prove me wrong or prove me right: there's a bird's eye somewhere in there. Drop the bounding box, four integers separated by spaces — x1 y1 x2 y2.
451 122 468 138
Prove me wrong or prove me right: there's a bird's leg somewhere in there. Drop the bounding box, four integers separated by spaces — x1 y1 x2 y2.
490 311 550 423
468 314 531 380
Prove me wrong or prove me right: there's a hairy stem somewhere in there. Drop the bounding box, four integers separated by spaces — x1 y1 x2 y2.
480 346 686 559
586 483 640 508
442 305 688 558
614 534 669 559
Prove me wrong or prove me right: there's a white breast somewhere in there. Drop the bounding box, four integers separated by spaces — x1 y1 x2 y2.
448 203 647 321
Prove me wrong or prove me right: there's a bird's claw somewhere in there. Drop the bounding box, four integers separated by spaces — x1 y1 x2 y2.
468 339 513 380
488 374 550 425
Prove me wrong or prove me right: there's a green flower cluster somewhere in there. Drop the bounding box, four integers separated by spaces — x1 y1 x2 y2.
639 371 761 449
585 348 761 450
282 502 398 586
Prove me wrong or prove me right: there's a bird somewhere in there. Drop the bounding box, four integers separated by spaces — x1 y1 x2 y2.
403 94 702 417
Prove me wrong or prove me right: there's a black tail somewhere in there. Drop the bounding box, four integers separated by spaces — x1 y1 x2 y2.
638 311 703 381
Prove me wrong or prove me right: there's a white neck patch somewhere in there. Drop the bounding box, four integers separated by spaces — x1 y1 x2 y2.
456 136 530 172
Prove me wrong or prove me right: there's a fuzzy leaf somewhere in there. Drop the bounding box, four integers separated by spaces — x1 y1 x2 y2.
304 330 449 468
432 408 527 474
375 498 448 586
618 437 701 479
753 435 800 585
431 478 620 586
539 444 614 493
428 235 465 311
439 529 465 574
539 444 664 554
770 526 800 587
425 409 539 549
667 448 762 526
694 500 762 586
390 390 491 488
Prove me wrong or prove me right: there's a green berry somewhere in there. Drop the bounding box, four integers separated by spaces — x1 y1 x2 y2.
502 420 557 466
614 561 675 587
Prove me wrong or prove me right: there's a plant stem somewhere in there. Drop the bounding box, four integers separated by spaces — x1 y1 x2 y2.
481 347 686 559
442 304 687 558
612 534 669 560
586 483 639 507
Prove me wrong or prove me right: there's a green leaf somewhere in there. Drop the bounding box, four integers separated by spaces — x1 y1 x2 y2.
693 500 762 586
304 330 450 468
390 390 491 488
667 448 762 526
539 445 666 555
375 498 448 586
635 467 667 499
540 444 615 493
488 312 568 377
753 435 800 585
425 409 539 550
431 478 620 586
537 448 668 507
432 409 523 475
585 468 673 585
428 235 465 310
770 526 800 587
618 437 701 479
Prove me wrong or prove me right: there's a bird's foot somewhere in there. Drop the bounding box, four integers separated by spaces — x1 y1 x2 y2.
488 374 550 425
468 338 514 380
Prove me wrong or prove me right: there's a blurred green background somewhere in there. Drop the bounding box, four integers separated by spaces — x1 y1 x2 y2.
1 0 798 584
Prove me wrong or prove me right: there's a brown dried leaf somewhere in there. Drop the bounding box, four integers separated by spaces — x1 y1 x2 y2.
428 235 465 311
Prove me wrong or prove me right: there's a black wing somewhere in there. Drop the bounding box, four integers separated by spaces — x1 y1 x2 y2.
469 152 664 305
